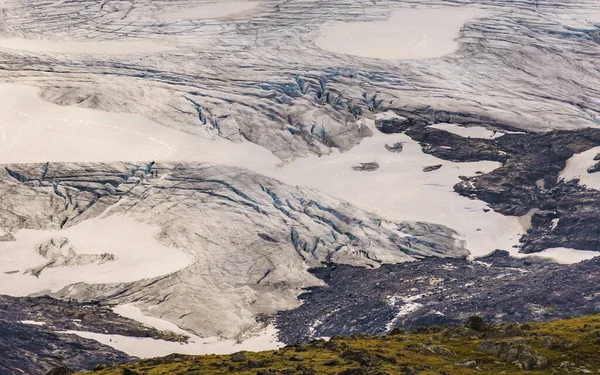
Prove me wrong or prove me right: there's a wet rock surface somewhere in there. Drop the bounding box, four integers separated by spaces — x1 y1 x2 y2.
377 114 600 253
276 250 600 343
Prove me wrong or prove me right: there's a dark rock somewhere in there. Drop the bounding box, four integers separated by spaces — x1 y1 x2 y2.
477 339 548 370
337 369 367 375
465 316 487 332
454 360 478 369
385 142 404 153
423 165 442 172
122 369 139 375
400 365 418 375
276 256 600 344
341 349 378 367
379 117 600 254
231 351 247 362
587 161 600 174
352 162 380 172
46 367 71 375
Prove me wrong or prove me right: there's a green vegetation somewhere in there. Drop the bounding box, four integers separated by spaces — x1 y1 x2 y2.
78 314 600 375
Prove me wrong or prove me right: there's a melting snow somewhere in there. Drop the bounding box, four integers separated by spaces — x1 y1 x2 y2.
67 304 282 357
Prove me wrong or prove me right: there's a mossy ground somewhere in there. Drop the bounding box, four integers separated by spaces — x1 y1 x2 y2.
79 314 600 375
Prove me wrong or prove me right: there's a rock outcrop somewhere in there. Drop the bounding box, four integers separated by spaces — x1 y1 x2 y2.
377 114 600 253
276 250 600 343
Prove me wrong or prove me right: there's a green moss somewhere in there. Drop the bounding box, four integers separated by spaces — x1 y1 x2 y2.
79 314 600 375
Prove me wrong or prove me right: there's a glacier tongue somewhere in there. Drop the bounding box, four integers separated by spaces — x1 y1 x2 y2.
0 162 468 339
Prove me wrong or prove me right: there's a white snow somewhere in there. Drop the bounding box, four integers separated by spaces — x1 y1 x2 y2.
64 324 282 358
159 2 260 20
113 304 190 335
385 294 424 332
551 218 560 231
0 38 173 55
315 8 485 60
275 118 524 258
429 123 506 139
559 146 600 190
588 13 600 23
0 84 278 168
521 248 598 264
0 215 193 296
20 320 47 326
106 303 283 356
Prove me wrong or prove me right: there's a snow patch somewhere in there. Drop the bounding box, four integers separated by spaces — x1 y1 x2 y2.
385 294 424 332
0 215 193 296
64 324 282 358
559 146 600 191
429 123 505 139
159 2 260 20
0 38 173 55
20 320 46 326
521 248 598 264
315 8 486 60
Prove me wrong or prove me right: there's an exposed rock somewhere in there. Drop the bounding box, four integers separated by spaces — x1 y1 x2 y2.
28 237 115 277
352 162 380 172
454 360 478 370
0 319 131 375
465 316 487 332
587 161 600 174
276 251 600 343
477 339 549 370
0 295 185 341
46 367 71 375
422 165 442 172
337 369 367 375
231 352 247 362
377 115 600 254
384 143 404 153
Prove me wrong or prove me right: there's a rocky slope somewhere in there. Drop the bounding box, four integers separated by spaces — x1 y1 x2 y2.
276 250 600 344
377 114 600 254
76 314 600 375
0 295 189 374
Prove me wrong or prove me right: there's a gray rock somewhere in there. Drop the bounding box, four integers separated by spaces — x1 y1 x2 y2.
27 237 115 277
587 161 600 174
477 338 548 370
46 367 71 375
352 162 380 172
385 143 404 153
276 251 600 343
423 165 443 172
